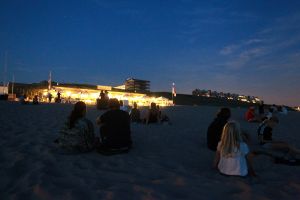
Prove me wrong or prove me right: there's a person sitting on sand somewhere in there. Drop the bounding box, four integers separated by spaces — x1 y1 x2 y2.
245 107 261 122
32 95 39 105
129 102 141 123
20 93 28 104
119 100 130 112
146 102 160 124
56 101 96 152
213 121 256 177
207 107 231 151
140 108 148 124
96 98 132 153
156 105 171 125
258 101 265 118
278 105 288 115
257 117 300 160
264 107 274 120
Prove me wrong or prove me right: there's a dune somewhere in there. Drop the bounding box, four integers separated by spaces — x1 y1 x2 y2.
0 101 300 199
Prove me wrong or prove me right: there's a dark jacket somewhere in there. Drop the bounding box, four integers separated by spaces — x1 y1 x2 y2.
207 117 228 151
100 110 132 149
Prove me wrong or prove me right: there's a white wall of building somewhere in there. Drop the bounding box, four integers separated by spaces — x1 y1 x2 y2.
0 86 8 94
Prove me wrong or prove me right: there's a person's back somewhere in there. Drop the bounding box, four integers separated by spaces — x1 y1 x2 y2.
147 102 159 124
207 117 228 151
207 107 231 151
57 101 95 152
59 118 95 152
245 108 255 121
217 141 249 176
99 99 132 149
130 108 141 122
214 121 256 177
33 95 39 105
258 102 265 115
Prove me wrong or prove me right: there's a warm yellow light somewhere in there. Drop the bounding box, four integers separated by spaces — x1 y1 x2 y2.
44 86 173 106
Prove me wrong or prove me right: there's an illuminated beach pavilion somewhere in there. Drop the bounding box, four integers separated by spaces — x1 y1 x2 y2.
40 84 172 107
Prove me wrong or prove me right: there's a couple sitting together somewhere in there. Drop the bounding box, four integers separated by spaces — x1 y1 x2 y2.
55 98 132 155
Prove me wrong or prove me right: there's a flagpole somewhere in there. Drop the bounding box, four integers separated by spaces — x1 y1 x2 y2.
172 91 174 105
48 71 52 90
172 82 176 105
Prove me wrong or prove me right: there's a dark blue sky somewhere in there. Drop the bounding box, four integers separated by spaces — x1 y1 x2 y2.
1 0 300 106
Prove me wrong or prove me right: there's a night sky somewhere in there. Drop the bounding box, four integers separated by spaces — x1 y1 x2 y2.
0 0 300 106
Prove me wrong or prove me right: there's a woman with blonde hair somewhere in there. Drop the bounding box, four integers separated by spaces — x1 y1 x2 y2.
213 121 256 177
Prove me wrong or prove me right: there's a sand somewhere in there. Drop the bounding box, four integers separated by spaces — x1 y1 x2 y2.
0 101 300 200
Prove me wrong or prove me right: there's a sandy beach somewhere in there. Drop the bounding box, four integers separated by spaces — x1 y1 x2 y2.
1 101 300 200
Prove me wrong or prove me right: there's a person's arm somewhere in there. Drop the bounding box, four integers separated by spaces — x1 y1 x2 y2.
213 150 220 169
246 153 257 177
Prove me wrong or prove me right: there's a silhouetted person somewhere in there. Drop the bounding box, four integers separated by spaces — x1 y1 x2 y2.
258 101 265 115
20 94 27 104
56 101 96 152
156 105 162 120
104 91 109 100
33 95 39 105
207 107 231 151
120 100 130 112
257 117 300 161
100 90 105 99
97 90 109 110
130 102 141 123
245 107 261 122
146 102 160 124
56 91 61 103
96 98 132 154
48 92 52 103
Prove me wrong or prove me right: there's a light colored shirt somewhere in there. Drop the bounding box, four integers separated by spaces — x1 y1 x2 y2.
217 142 249 176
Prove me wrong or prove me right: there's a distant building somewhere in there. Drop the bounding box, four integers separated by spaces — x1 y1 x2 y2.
10 79 172 106
0 86 8 95
192 88 262 103
125 78 150 93
97 85 112 91
113 85 126 90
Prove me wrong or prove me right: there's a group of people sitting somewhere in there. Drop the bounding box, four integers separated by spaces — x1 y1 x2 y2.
208 107 300 177
129 102 170 124
245 102 288 123
19 94 39 105
55 99 170 155
56 99 132 155
56 100 299 177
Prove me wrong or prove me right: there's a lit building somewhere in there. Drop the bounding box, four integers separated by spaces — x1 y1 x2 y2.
10 80 172 107
0 86 8 95
43 86 172 106
125 78 150 93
